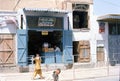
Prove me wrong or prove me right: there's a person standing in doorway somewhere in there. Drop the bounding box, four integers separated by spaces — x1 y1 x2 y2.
33 54 44 80
54 45 61 63
54 45 61 52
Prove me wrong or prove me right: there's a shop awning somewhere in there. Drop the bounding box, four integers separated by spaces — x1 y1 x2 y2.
23 8 68 14
97 14 120 22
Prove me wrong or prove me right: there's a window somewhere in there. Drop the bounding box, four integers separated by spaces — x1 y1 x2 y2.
109 23 120 35
72 4 89 29
73 41 90 62
20 15 23 29
82 48 89 58
73 11 88 29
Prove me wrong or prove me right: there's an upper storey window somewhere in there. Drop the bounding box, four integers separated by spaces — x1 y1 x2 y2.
72 4 89 29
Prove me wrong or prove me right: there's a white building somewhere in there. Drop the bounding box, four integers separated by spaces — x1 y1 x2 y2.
0 11 17 66
1 1 119 68
97 14 120 66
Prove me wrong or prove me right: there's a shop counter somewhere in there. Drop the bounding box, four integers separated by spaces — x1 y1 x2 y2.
41 51 62 64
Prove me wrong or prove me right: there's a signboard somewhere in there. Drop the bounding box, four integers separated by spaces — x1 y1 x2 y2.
38 17 56 27
99 22 105 33
27 16 63 28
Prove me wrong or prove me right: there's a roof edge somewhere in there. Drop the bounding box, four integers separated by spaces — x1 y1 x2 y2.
97 14 120 21
23 8 69 14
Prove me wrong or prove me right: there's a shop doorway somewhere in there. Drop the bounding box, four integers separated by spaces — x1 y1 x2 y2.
28 30 63 64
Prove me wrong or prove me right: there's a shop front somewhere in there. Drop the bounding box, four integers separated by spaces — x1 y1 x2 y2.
97 14 120 66
17 8 73 66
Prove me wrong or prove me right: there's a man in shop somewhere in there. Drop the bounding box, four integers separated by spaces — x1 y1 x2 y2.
54 45 61 52
54 45 61 63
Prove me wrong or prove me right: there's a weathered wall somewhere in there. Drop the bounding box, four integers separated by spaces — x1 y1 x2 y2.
0 0 93 11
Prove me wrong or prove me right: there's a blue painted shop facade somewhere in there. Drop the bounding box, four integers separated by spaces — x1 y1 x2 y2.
17 8 73 66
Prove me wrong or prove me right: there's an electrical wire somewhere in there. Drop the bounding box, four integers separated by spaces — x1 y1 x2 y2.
13 0 22 11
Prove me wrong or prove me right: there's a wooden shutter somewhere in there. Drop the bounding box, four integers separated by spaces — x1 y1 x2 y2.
17 30 27 66
0 34 15 65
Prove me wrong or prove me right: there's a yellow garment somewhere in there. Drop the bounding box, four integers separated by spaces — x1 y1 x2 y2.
33 58 43 79
35 59 41 69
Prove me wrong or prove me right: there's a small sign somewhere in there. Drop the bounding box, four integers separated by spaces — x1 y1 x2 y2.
41 31 48 35
99 22 105 33
38 17 56 27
